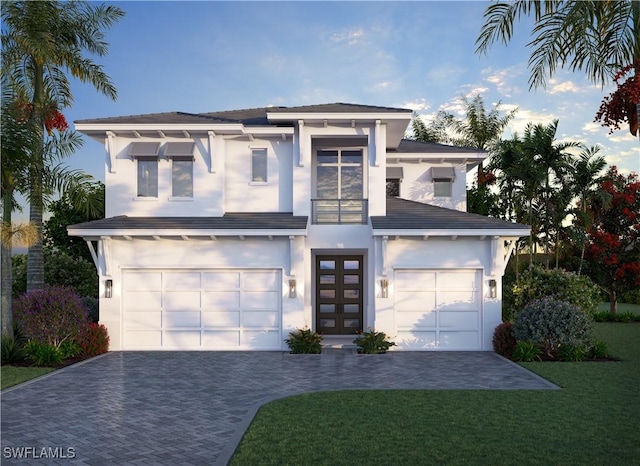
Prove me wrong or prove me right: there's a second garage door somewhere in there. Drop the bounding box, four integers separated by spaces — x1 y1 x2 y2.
394 269 481 350
122 269 282 350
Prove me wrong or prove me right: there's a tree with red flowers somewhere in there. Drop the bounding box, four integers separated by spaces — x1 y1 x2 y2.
585 167 640 314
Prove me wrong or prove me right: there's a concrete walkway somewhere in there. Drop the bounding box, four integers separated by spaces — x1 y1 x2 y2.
1 351 557 465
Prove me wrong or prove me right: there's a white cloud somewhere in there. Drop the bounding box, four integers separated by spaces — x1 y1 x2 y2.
548 79 582 94
401 98 430 112
331 28 365 45
607 132 638 143
582 121 602 134
481 65 524 97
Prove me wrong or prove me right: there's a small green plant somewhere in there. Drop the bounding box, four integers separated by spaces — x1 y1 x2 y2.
588 339 609 359
285 328 323 354
492 322 517 358
23 340 63 367
511 341 541 362
1 336 25 364
58 339 82 359
557 344 586 362
353 329 396 354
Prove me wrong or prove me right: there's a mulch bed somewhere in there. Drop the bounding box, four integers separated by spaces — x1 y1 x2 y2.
1 354 100 369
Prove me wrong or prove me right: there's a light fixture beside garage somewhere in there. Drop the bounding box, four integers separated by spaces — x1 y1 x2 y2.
288 279 297 298
488 279 497 299
105 279 113 299
380 278 389 298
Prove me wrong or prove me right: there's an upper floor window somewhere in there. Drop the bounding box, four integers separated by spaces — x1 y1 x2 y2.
316 149 364 199
386 166 403 198
251 148 268 183
167 142 195 198
129 142 161 198
137 158 158 197
432 167 455 198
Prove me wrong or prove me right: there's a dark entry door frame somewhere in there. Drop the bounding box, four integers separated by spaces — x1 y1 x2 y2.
315 253 365 335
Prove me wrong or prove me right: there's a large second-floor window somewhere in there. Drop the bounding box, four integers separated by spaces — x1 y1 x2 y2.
172 159 193 197
313 148 366 224
316 149 363 199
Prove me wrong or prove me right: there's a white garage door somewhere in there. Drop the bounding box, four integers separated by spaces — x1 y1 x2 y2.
122 269 282 350
394 269 481 350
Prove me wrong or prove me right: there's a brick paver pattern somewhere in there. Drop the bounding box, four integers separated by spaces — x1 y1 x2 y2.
1 351 557 465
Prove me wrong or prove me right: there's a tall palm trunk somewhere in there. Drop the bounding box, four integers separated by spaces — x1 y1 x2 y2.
1 190 14 337
26 62 45 292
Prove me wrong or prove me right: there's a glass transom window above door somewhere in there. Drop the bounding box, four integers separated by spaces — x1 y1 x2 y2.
313 149 367 224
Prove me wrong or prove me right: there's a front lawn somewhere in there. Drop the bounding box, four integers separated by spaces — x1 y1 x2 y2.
1 366 54 390
231 323 640 465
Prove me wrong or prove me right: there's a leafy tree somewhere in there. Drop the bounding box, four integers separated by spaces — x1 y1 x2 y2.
476 1 640 137
1 0 124 293
585 167 640 314
44 183 105 263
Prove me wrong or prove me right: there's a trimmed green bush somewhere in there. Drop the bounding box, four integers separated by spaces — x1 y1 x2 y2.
1 336 25 364
285 328 323 354
23 340 63 367
353 329 396 354
509 265 600 316
557 344 586 362
588 339 609 359
513 297 593 356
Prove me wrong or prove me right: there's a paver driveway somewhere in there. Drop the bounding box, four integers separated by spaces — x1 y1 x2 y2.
2 351 556 465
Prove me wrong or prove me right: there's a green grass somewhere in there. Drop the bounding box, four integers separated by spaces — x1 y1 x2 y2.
231 323 640 466
596 302 640 314
1 366 54 390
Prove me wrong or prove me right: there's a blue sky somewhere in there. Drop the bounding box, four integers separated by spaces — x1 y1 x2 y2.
59 0 638 187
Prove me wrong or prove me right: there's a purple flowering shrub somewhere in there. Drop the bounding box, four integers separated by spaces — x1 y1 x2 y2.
14 286 89 346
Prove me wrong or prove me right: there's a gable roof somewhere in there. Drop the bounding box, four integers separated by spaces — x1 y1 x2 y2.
371 198 529 233
74 102 411 126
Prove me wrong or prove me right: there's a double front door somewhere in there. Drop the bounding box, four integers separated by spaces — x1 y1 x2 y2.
316 255 363 335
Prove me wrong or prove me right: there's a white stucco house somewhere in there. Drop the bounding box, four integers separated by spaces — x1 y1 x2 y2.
69 103 529 351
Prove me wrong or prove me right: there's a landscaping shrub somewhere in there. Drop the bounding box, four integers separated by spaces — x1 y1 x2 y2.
353 329 396 354
23 340 63 367
285 328 322 354
511 341 541 362
12 250 97 298
557 344 586 362
592 311 640 323
513 297 593 356
588 339 609 359
492 322 516 358
14 286 89 346
58 339 82 359
1 336 25 364
82 297 100 323
77 323 110 356
509 265 600 316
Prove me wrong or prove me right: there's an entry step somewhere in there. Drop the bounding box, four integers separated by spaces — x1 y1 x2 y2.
321 336 358 349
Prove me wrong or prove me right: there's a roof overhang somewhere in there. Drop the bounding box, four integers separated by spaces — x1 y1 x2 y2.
386 152 487 164
372 229 530 238
73 123 295 143
68 228 308 241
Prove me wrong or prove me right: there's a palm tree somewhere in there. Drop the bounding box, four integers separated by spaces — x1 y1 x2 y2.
1 0 124 292
521 120 580 265
476 1 640 137
568 146 608 275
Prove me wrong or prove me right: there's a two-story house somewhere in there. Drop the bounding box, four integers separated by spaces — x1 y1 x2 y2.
69 103 529 351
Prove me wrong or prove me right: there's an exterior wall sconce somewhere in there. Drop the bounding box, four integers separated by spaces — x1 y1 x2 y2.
288 279 297 298
105 279 113 299
380 279 389 298
488 279 497 299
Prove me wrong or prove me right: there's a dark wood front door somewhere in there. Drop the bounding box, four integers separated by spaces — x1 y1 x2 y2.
316 255 363 335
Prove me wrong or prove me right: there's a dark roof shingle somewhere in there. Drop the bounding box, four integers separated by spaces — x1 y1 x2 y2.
371 198 529 231
69 213 309 231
